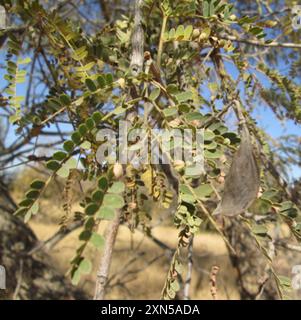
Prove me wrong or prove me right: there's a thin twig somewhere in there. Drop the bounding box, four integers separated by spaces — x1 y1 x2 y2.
13 259 24 300
157 13 168 68
209 265 220 300
220 35 301 49
183 236 194 300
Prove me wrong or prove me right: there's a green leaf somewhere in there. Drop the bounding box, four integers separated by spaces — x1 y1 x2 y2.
23 210 32 223
252 225 268 237
178 103 190 113
74 96 84 107
25 190 40 199
63 140 75 153
149 88 161 101
184 25 193 40
57 166 70 178
85 78 97 92
79 230 91 241
97 75 106 88
163 107 178 118
85 203 99 215
169 28 176 40
204 141 217 150
181 193 195 204
65 157 77 169
203 0 210 17
222 132 240 144
79 259 92 274
30 180 45 190
179 184 193 195
92 111 102 124
15 207 29 217
103 194 125 208
92 190 104 203
53 151 67 161
113 105 126 115
85 118 95 130
96 206 115 220
31 202 39 215
71 132 82 144
80 141 91 150
184 164 204 177
46 160 61 171
98 176 108 190
90 232 105 249
105 73 113 85
108 181 125 194
166 84 179 95
261 189 279 202
250 27 263 35
175 91 193 103
175 25 185 40
185 112 204 121
59 94 71 105
204 149 223 159
9 114 21 123
250 198 272 215
204 130 215 141
19 199 34 207
72 46 88 61
78 124 88 136
17 57 31 65
75 62 95 72
280 201 299 218
194 184 213 198
85 217 95 230
280 201 294 211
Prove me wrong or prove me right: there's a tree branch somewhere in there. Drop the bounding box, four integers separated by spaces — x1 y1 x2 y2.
221 35 301 49
93 209 121 300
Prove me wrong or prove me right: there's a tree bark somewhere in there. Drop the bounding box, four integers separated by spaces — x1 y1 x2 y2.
0 210 86 300
224 219 278 300
93 210 121 300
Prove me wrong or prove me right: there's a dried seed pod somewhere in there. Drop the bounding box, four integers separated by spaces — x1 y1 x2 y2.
215 123 260 217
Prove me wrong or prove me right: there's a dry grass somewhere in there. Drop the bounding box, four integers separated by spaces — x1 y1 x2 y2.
15 169 301 300
29 219 240 300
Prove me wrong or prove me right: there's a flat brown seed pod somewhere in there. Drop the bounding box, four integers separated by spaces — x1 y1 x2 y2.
215 125 260 217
